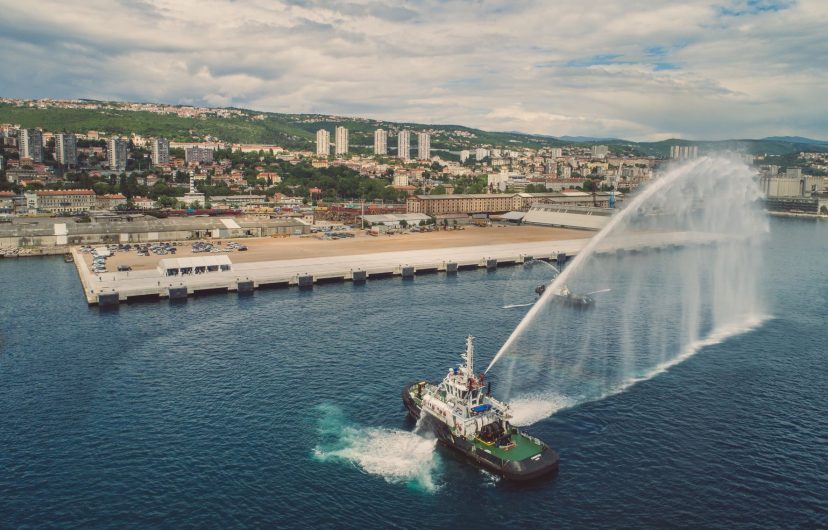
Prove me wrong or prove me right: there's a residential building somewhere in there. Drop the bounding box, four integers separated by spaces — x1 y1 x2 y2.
398 130 410 161
55 132 78 167
132 196 156 210
108 137 128 171
548 148 563 158
670 145 698 160
151 137 170 165
460 150 470 163
591 145 609 159
335 126 349 155
374 129 388 155
19 128 44 163
393 173 409 187
0 191 15 213
34 189 97 214
475 148 488 160
417 132 431 160
96 193 128 210
185 146 214 164
316 129 330 156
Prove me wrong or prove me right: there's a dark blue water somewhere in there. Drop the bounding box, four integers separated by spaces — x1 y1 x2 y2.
1 218 826 529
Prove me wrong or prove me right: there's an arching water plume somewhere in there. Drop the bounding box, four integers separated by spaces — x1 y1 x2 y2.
485 156 768 421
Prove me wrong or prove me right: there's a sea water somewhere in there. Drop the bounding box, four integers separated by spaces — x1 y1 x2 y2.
0 217 825 528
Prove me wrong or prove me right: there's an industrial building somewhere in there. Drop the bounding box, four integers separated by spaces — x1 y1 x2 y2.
522 205 614 230
0 215 310 248
406 192 620 216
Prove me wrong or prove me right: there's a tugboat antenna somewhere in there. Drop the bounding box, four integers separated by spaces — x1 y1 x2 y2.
465 335 475 376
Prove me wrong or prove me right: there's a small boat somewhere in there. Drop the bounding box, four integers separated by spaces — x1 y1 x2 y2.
402 336 560 481
63 253 74 263
552 285 594 308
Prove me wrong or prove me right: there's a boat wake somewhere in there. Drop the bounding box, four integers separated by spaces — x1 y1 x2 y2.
312 404 441 492
508 314 770 426
503 302 534 309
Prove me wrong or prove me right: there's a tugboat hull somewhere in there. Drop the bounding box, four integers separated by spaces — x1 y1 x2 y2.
402 383 559 481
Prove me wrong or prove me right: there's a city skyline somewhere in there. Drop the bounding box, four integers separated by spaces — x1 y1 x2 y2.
1 1 827 141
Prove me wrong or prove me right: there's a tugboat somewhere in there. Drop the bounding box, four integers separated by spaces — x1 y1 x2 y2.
402 336 559 481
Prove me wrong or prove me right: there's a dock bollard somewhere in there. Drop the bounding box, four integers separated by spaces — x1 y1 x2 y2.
168 287 188 302
97 292 120 307
298 275 314 290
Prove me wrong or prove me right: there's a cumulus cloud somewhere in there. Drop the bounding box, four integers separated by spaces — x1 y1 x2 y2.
0 0 826 140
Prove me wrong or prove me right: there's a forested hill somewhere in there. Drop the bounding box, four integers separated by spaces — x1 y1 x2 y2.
1 101 825 156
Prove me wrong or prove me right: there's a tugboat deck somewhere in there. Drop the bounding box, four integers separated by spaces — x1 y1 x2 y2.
474 433 543 461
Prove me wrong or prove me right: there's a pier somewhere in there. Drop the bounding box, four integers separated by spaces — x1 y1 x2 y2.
73 238 585 305
71 231 719 306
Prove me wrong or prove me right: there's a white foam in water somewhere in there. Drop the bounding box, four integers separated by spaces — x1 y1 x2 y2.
503 303 535 309
313 406 441 492
509 393 575 426
486 156 770 422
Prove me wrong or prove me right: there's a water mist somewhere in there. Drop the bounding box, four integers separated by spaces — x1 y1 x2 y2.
487 156 768 425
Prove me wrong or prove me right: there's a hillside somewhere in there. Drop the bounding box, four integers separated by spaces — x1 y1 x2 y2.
1 100 826 156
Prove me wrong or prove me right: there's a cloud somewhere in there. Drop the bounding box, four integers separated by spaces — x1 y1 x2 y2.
0 0 826 140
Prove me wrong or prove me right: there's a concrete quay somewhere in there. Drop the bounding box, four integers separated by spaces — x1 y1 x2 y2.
73 239 583 306
73 232 720 306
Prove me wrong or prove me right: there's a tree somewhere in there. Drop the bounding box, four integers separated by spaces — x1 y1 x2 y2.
399 220 408 229
431 185 447 195
156 195 177 208
820 205 828 215
93 182 111 195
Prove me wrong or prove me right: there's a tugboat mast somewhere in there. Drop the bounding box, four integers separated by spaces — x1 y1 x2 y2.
464 335 474 376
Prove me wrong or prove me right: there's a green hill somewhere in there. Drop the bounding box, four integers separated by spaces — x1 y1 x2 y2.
1 100 825 156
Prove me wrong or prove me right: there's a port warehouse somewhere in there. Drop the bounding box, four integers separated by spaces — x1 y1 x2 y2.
521 205 613 230
405 191 620 216
0 215 310 247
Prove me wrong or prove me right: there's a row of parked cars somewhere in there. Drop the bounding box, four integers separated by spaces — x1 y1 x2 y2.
136 243 178 256
191 241 248 253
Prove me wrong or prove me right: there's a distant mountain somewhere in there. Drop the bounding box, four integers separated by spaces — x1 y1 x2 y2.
556 135 625 143
762 136 828 146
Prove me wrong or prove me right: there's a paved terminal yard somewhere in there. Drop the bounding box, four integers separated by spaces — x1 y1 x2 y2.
82 225 589 272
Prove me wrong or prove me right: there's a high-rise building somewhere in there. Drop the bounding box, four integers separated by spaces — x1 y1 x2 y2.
417 132 431 160
591 145 609 159
548 147 563 158
474 148 488 160
670 144 698 160
459 150 470 163
19 128 44 163
316 129 330 156
55 132 78 167
398 130 410 161
335 126 349 155
374 129 388 155
108 137 128 171
185 147 214 164
151 137 170 166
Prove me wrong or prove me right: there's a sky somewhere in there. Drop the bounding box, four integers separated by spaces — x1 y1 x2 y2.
0 0 826 141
